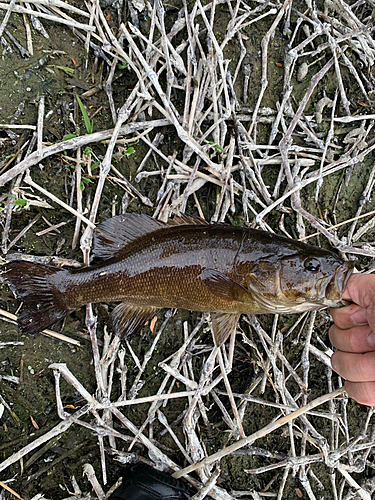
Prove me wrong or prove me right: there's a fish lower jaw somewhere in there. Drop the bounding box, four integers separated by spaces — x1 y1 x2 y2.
289 297 344 312
265 302 321 314
291 302 327 312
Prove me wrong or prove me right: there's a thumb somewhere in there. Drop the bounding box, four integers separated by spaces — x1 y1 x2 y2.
343 273 375 326
343 273 375 305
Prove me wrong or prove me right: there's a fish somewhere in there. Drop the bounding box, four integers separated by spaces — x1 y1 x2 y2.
1 213 353 345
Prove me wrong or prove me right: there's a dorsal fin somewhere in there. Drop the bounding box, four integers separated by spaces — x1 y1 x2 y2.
167 214 209 226
93 214 167 259
93 213 208 259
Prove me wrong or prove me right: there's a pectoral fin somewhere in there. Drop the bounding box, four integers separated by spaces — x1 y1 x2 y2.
211 312 240 346
111 303 159 339
201 269 251 302
201 268 279 314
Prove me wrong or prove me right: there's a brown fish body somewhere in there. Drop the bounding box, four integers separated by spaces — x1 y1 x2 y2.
2 214 353 344
61 224 286 313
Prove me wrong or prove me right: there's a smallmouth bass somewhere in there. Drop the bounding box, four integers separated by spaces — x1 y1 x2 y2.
2 214 353 345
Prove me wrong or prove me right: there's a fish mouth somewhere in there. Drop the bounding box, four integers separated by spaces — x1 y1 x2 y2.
286 261 354 313
324 261 354 305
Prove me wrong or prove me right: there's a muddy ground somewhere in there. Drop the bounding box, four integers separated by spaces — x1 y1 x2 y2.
1 0 375 499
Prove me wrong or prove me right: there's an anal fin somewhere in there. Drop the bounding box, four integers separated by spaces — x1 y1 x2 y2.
211 312 240 346
111 303 159 339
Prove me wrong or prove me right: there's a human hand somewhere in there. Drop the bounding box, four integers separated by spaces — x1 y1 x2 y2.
329 273 375 406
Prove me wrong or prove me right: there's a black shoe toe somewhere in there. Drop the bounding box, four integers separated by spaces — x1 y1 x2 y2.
109 464 208 500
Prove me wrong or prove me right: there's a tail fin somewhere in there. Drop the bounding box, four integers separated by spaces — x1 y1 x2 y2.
1 261 71 335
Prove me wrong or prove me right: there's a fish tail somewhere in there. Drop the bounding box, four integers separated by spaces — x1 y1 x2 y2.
1 261 71 335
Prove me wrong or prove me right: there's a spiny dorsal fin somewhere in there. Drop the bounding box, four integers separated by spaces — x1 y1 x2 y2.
167 214 209 226
93 214 167 259
93 213 208 259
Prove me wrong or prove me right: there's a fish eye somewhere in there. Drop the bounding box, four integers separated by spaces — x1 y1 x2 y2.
304 258 321 273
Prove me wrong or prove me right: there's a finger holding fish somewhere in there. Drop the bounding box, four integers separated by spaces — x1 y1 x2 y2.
344 381 375 407
329 273 375 406
330 273 375 329
329 323 375 354
330 302 368 330
331 350 375 383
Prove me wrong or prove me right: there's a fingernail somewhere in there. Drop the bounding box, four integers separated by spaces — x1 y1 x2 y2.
350 309 368 325
368 331 375 347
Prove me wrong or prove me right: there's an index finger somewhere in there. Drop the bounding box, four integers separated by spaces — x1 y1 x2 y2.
330 303 368 330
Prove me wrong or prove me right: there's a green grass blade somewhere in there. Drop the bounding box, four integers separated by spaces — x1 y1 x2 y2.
76 95 93 134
